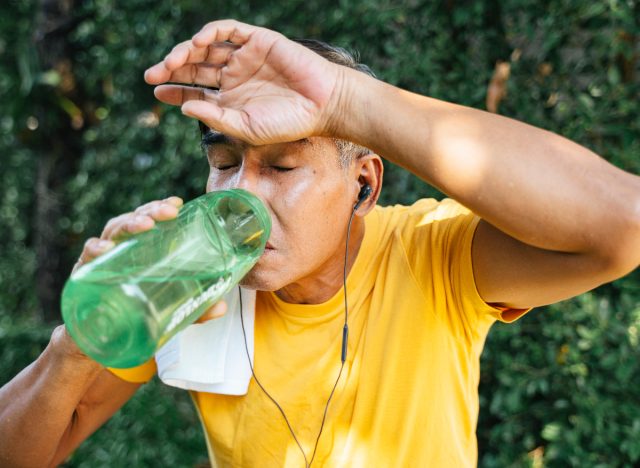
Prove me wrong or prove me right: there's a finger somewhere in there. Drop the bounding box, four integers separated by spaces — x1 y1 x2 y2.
192 20 256 48
73 237 115 272
145 40 197 84
145 42 238 85
164 40 202 71
134 199 182 221
195 301 228 323
155 64 223 89
154 85 220 107
117 214 156 239
166 41 239 71
101 213 156 241
100 197 183 240
181 100 251 141
144 62 174 85
164 196 184 208
135 204 179 222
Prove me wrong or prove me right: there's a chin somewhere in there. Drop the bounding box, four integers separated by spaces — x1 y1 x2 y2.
239 266 286 292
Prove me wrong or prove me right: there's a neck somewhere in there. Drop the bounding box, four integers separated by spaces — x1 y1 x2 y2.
274 218 366 305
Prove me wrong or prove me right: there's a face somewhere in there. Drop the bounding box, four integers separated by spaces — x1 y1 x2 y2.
204 132 357 294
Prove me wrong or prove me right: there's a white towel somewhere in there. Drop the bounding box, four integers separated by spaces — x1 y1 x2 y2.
155 287 254 395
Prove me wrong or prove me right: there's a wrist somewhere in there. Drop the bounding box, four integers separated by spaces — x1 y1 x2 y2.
46 325 104 376
321 65 380 144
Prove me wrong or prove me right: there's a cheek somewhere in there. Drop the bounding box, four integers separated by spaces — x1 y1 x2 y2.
267 176 316 230
273 175 314 209
279 192 349 251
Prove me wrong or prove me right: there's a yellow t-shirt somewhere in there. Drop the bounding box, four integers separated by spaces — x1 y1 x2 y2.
111 199 527 467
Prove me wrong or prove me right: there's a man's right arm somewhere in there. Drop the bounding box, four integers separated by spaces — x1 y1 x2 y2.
0 327 141 467
0 196 186 467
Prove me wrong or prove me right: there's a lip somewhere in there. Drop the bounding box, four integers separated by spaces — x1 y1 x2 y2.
265 242 275 250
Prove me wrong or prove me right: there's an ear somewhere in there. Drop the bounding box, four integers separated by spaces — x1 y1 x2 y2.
353 153 384 216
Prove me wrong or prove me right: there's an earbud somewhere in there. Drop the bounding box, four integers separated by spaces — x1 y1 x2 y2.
354 184 373 210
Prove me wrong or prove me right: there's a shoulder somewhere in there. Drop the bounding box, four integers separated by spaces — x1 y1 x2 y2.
371 198 473 240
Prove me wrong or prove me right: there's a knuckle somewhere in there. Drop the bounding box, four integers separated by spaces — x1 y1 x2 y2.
103 213 129 233
135 201 161 215
126 214 152 232
120 212 139 225
101 213 137 239
133 205 148 215
123 218 136 233
102 219 117 233
83 237 100 250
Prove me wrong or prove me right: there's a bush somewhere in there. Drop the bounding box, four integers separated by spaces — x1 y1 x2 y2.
1 0 638 465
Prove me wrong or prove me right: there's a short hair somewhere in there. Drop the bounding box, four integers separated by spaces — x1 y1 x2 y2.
294 39 375 167
199 38 375 167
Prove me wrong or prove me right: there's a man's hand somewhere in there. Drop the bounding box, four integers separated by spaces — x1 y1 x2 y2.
72 196 183 274
144 19 345 145
73 195 226 326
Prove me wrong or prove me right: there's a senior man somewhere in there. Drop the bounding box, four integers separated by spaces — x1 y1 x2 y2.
1 19 639 467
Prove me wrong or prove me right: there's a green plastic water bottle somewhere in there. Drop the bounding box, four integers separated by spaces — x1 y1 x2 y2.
61 189 271 369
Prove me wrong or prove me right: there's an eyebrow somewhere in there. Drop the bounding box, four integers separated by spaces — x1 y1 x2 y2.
201 131 312 149
201 131 234 149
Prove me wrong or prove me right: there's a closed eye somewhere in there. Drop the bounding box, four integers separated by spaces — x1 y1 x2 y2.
272 166 294 172
215 165 238 171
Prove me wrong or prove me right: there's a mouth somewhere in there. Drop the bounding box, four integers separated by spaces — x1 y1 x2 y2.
257 242 275 263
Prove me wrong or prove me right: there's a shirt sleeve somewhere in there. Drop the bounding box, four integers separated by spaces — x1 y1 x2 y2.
453 211 531 324
398 199 530 339
108 359 158 383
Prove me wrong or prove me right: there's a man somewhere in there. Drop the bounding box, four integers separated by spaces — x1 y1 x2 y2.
1 19 639 467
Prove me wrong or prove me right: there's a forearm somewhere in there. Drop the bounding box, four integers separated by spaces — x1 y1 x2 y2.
0 327 103 467
335 68 640 264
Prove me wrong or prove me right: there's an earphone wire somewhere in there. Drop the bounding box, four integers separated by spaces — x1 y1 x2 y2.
238 201 360 468
308 205 357 465
238 288 309 467
341 199 358 363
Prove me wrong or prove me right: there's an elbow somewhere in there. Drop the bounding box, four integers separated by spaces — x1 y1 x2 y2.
599 202 640 279
628 200 640 270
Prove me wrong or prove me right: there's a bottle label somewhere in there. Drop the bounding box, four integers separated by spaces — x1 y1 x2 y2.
165 277 228 333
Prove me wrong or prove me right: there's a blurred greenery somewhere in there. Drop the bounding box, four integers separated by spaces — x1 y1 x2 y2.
0 0 638 466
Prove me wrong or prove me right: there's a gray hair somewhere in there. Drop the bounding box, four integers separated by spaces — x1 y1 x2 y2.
293 39 375 167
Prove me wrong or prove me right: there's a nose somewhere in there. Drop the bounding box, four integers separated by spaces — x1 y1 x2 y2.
206 151 270 209
230 163 274 227
233 162 261 195
228 159 272 210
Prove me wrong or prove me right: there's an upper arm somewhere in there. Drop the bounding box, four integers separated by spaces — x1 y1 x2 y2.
50 369 142 466
472 219 616 309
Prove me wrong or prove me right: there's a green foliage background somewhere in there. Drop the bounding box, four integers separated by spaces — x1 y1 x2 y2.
0 0 638 466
